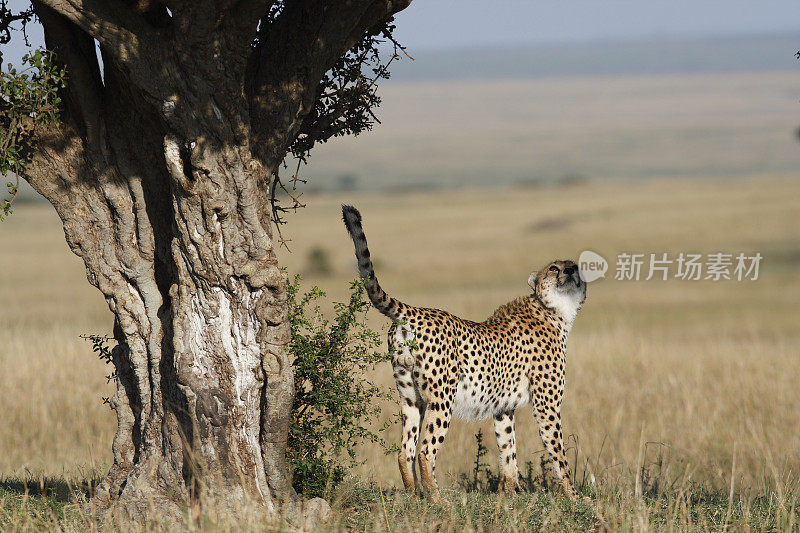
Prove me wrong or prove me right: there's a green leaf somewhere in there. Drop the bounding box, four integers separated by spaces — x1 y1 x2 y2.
0 48 66 220
286 275 396 498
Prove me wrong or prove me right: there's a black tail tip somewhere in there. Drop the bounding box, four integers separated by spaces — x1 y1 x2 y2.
341 204 362 225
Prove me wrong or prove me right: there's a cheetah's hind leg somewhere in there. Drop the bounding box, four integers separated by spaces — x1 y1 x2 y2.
417 393 454 503
393 361 422 493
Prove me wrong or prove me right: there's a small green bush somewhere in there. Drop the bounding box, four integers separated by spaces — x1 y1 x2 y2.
305 246 332 276
287 275 396 498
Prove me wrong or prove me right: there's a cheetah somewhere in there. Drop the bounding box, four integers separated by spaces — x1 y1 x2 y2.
341 205 587 502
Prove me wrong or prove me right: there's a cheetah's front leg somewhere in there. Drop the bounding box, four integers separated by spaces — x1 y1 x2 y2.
417 398 453 502
532 399 583 501
493 411 519 496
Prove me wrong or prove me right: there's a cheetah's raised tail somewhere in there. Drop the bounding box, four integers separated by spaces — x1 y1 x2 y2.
342 205 405 320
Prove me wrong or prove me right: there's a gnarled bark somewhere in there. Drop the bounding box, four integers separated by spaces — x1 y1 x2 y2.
18 0 411 523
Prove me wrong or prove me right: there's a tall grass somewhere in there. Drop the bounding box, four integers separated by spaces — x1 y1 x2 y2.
1 176 798 530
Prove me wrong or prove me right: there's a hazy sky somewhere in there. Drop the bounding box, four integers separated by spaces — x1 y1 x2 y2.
394 0 800 49
2 0 799 66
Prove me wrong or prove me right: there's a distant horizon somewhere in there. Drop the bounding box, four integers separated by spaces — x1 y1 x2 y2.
2 24 797 72
382 31 800 82
385 28 800 55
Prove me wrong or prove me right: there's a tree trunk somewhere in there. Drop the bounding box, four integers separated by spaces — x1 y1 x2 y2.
20 14 300 513
24 121 305 521
16 0 411 523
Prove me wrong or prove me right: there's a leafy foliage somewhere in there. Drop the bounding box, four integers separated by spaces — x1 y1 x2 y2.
0 48 66 219
257 3 406 162
286 275 396 498
289 21 401 161
262 2 409 234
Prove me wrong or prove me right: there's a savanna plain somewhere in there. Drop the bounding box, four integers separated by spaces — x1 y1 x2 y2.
1 173 799 531
2 64 800 532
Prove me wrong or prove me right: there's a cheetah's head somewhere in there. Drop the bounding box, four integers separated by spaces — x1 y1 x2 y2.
528 260 586 326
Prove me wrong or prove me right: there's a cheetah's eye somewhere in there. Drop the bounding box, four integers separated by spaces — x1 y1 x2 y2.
549 265 559 273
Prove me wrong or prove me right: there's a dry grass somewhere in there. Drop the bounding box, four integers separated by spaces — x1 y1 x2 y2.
1 175 799 530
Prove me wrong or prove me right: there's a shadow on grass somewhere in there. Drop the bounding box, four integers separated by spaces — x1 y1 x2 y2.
0 476 99 503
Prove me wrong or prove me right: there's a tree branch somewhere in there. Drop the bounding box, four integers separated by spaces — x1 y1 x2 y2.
0 0 35 45
35 0 159 65
127 0 172 29
246 0 411 170
162 0 271 55
35 3 105 153
221 0 276 52
293 29 403 154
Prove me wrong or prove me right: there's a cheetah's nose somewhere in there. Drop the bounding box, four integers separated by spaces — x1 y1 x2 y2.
563 265 577 276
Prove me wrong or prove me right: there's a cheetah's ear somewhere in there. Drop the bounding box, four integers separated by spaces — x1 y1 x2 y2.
527 271 537 291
